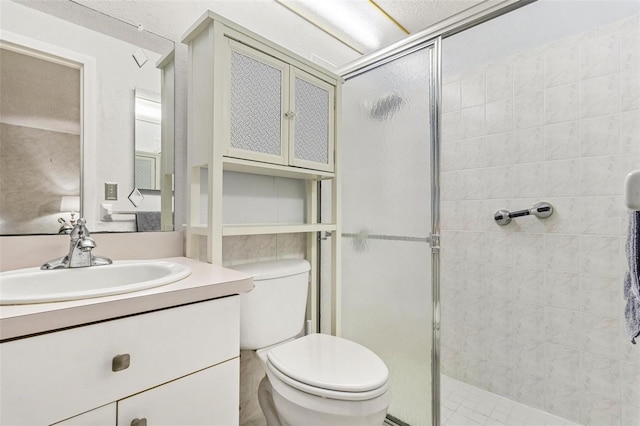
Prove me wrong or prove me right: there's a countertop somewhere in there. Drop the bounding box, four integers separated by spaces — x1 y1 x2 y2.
0 257 254 341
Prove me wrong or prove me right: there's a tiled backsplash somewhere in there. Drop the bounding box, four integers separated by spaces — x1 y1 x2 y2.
440 14 639 426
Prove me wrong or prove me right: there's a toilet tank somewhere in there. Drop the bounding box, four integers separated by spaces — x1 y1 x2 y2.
232 259 310 350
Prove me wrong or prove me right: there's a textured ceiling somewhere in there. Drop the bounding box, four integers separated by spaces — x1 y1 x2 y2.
376 0 486 34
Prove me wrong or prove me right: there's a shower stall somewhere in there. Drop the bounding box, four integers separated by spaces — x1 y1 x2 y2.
335 1 640 425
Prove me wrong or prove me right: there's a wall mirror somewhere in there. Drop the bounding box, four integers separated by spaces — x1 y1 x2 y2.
0 0 175 235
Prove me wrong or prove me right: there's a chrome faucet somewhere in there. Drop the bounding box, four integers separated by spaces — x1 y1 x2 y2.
41 219 113 269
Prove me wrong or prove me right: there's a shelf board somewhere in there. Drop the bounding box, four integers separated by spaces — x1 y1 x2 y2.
223 157 334 180
189 226 209 236
222 223 336 236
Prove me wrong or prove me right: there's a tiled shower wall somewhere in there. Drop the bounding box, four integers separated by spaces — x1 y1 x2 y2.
440 14 640 426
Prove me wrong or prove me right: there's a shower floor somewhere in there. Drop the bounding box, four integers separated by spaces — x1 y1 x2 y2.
441 375 581 426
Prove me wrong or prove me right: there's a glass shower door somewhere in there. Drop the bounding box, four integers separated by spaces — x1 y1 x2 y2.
340 45 435 426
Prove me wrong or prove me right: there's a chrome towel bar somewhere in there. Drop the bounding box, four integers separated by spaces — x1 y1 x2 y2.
494 202 554 226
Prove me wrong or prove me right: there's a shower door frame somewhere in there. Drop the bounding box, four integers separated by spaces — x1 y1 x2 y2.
336 2 536 425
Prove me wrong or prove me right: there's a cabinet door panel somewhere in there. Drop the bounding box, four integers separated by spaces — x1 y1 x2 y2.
0 297 239 425
117 359 239 426
226 39 288 165
51 403 116 426
289 68 334 172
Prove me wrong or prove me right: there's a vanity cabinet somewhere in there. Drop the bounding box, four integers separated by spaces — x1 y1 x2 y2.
226 39 335 172
0 296 240 426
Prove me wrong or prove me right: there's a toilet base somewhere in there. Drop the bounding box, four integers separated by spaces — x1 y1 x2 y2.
258 376 389 426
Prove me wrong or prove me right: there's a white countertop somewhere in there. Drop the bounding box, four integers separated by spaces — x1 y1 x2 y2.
0 257 254 341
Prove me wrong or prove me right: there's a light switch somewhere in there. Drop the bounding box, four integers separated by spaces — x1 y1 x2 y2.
105 182 118 200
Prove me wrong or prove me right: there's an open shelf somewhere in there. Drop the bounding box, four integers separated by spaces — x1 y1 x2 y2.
222 223 336 236
223 157 334 180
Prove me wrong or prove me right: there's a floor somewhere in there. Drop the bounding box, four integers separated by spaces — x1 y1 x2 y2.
441 375 581 426
240 374 582 426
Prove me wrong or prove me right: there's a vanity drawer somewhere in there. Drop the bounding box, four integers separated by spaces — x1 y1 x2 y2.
0 296 239 426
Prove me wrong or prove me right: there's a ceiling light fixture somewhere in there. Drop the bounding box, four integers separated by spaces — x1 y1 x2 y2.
275 0 406 54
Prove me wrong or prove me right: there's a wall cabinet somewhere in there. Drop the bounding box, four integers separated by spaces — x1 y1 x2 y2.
182 11 342 334
226 39 335 172
0 297 240 426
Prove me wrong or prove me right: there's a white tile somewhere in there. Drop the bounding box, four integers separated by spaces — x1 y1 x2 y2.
545 121 580 161
486 64 513 103
484 133 514 167
581 391 622 426
580 75 619 119
580 155 621 196
581 273 622 319
580 115 620 158
581 313 620 359
545 306 581 349
581 235 622 277
512 234 545 269
514 54 544 96
514 91 544 130
544 382 582 424
581 352 621 399
545 45 580 89
543 197 580 235
580 33 620 80
545 83 580 124
620 362 640 406
443 110 463 143
545 159 580 197
462 73 486 108
545 343 581 388
544 270 580 310
485 265 514 300
512 304 545 341
461 106 486 139
513 163 545 199
620 71 640 112
620 110 640 154
622 403 640 426
486 99 513 135
444 80 462 113
514 127 544 164
620 28 640 72
579 196 623 236
512 371 546 410
544 234 580 273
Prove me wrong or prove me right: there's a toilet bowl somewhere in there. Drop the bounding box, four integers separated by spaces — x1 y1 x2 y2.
234 260 392 426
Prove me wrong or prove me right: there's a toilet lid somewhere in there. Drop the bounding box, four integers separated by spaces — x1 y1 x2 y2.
267 334 389 393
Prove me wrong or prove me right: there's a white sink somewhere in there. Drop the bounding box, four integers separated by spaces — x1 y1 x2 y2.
0 261 191 305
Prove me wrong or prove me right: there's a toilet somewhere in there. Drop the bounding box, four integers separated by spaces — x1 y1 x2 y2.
234 259 392 426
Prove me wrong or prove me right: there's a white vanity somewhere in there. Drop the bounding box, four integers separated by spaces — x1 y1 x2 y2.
0 257 253 426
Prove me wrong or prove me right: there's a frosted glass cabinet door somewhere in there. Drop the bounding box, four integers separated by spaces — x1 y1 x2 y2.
289 68 335 172
226 39 289 165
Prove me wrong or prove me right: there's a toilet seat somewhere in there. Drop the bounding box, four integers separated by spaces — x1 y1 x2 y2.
266 334 390 401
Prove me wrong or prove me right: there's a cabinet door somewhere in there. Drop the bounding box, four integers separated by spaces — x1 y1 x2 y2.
51 404 116 426
226 39 289 165
289 68 335 172
117 358 239 426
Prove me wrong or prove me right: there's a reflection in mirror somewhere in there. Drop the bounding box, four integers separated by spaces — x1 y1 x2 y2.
0 0 175 235
0 45 81 235
134 89 162 191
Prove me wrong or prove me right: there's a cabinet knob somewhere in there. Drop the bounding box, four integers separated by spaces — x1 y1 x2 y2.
112 353 131 372
131 418 147 426
284 111 296 119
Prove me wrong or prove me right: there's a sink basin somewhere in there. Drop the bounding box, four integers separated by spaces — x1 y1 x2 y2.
0 261 191 305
